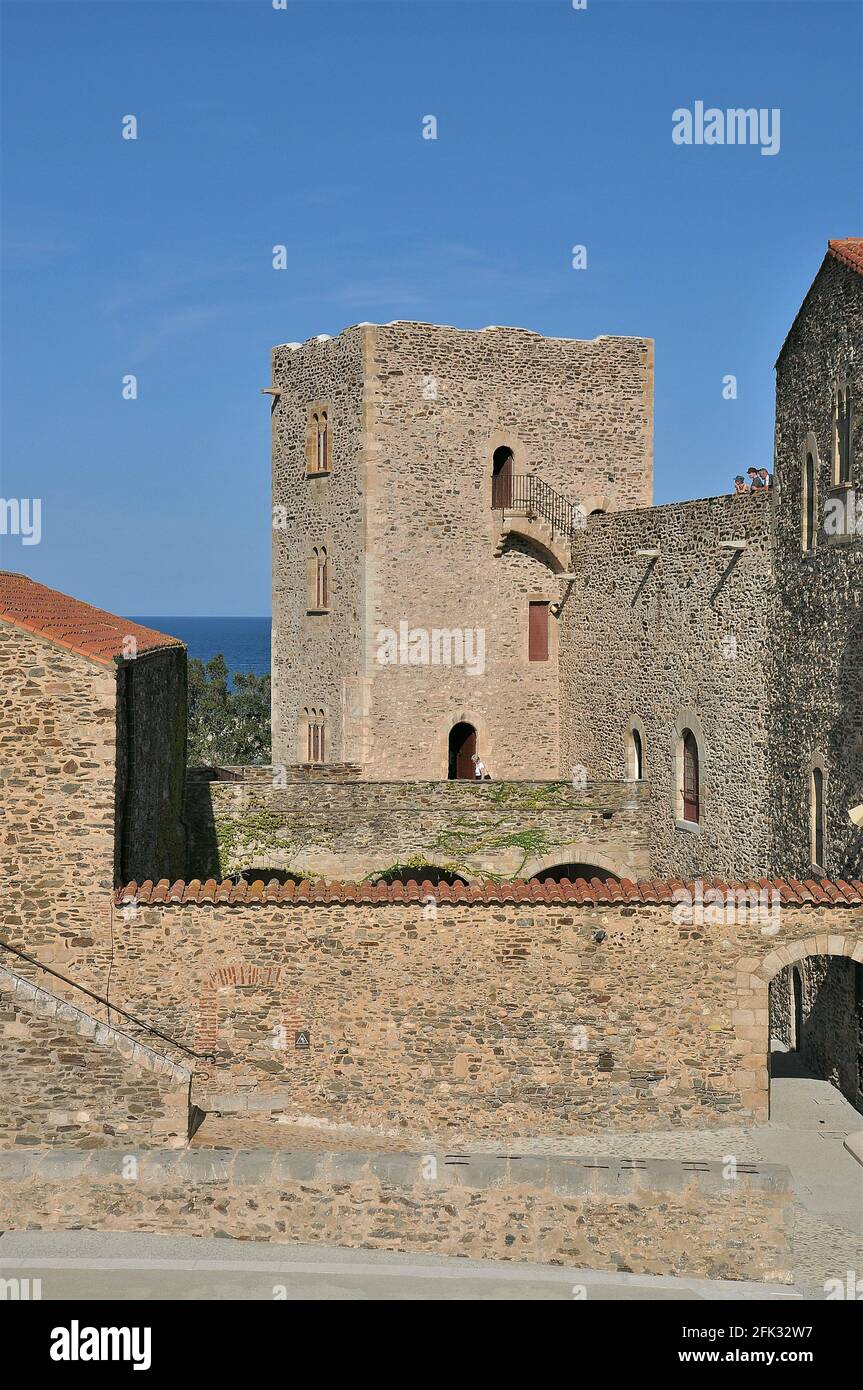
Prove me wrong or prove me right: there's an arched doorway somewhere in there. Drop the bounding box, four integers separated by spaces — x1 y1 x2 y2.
768 954 862 1115
448 722 477 779
739 937 863 1122
491 446 513 509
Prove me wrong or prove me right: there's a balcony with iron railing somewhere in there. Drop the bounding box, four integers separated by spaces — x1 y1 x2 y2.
491 471 583 564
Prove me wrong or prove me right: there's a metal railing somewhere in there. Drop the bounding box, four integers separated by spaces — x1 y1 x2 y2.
0 937 215 1062
493 473 579 538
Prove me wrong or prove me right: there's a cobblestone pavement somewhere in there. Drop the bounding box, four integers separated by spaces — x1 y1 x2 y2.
787 1204 863 1294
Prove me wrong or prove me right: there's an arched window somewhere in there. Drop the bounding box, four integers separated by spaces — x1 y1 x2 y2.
315 546 329 610
491 446 514 509
629 727 644 781
810 762 826 869
802 450 816 551
682 730 700 824
307 405 331 474
304 708 326 764
833 380 853 486
625 717 646 781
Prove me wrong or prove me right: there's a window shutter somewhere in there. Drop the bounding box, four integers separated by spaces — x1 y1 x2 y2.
529 602 549 661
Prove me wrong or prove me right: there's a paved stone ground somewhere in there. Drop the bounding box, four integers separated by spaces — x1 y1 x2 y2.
787 1205 863 1293
190 1114 414 1152
748 1049 863 1294
191 1113 763 1159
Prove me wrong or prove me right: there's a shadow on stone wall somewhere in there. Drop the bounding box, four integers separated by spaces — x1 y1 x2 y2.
184 769 220 879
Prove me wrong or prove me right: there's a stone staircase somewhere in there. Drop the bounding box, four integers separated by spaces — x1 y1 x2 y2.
0 963 191 1149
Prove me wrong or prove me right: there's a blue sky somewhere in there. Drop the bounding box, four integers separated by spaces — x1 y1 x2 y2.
1 0 860 615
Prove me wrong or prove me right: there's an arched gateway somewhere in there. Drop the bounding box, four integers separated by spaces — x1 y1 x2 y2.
736 936 863 1122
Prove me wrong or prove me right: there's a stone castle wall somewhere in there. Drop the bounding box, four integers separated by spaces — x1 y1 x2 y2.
99 891 863 1140
770 252 863 879
0 1149 793 1284
559 491 775 879
0 625 116 991
183 773 651 882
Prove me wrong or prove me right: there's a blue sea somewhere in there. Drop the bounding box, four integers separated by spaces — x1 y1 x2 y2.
133 616 271 678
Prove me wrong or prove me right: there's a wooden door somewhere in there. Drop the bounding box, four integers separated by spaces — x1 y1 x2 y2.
448 723 477 779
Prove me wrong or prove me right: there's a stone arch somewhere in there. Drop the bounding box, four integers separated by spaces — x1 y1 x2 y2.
522 842 632 882
735 935 863 1122
581 494 609 517
496 516 570 571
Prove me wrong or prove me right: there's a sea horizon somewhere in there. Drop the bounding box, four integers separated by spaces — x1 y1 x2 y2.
132 615 271 678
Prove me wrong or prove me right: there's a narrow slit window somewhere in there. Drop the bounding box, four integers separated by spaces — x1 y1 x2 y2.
836 384 852 485
811 765 825 867
803 451 816 551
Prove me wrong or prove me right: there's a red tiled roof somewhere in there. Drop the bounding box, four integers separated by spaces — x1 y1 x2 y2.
116 876 863 908
828 238 863 276
0 573 183 666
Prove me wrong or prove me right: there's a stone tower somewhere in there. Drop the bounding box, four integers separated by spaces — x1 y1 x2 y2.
270 321 653 780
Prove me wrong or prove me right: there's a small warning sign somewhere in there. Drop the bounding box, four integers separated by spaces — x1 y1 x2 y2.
295 1029 310 1049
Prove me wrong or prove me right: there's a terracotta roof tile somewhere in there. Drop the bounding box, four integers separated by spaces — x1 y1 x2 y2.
114 876 863 908
828 238 863 276
0 572 183 666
